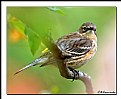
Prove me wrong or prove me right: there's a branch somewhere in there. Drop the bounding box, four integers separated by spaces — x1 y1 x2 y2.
42 35 94 94
77 71 94 93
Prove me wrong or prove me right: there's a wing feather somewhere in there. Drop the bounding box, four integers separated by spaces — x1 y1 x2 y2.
56 35 92 58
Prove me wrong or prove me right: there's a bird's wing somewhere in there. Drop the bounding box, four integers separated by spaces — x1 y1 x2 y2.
56 36 93 57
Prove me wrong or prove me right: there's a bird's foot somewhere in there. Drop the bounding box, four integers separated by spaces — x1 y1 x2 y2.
68 67 79 81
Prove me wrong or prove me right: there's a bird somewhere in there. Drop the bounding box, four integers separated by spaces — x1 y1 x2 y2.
14 22 97 76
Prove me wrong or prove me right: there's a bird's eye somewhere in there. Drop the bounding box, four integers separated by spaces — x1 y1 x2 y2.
82 27 87 30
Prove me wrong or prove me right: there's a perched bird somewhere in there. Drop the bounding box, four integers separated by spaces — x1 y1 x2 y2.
14 22 97 76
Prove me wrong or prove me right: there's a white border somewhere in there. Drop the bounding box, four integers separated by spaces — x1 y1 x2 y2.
2 1 121 99
1 1 120 6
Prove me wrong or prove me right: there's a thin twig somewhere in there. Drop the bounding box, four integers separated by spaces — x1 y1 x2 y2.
78 71 94 93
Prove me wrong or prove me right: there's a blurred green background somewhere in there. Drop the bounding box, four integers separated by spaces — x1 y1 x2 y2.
7 7 116 94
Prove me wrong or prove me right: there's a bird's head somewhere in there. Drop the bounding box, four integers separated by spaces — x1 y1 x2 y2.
79 22 96 35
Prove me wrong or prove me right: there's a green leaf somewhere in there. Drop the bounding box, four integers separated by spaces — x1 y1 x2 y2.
25 26 41 55
7 14 45 55
47 7 65 15
7 14 26 35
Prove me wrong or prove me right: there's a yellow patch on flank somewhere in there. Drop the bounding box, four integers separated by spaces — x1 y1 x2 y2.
41 48 48 54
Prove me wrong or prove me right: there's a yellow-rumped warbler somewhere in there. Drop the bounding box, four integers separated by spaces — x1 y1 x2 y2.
14 22 97 75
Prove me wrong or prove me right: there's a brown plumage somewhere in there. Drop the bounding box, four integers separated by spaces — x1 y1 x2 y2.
14 22 97 75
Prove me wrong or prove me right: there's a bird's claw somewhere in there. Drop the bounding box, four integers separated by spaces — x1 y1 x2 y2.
68 67 79 81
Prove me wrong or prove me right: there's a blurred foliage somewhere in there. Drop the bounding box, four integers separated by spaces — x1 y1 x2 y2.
24 27 40 55
7 6 116 94
47 7 65 15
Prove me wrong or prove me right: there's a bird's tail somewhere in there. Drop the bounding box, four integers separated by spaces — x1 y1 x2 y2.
14 51 54 75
